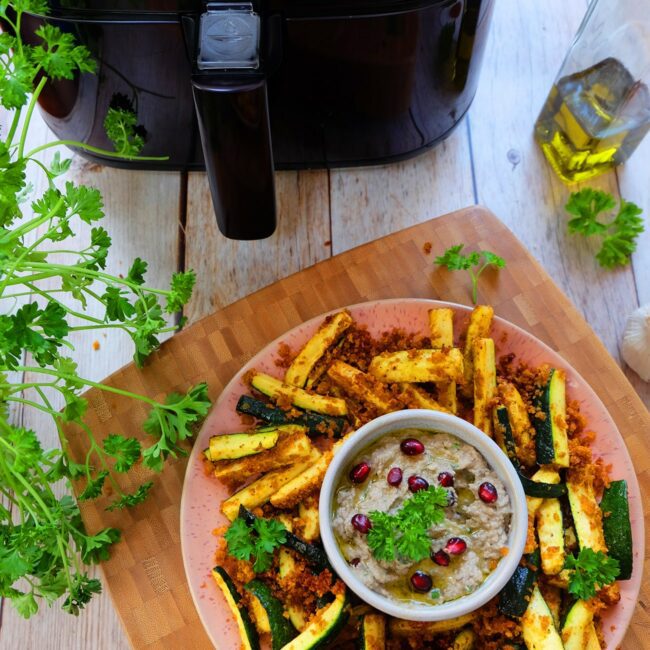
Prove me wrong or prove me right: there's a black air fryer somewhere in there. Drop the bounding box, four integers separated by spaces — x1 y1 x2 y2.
22 0 495 239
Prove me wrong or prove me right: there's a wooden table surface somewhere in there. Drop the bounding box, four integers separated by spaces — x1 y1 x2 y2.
2 0 649 648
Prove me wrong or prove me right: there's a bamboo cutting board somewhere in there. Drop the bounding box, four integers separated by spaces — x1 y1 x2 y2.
61 206 650 649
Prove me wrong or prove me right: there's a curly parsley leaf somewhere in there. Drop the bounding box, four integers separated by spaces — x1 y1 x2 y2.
78 471 109 501
104 107 146 157
105 481 153 512
80 527 121 564
62 575 102 616
49 151 72 178
435 245 506 304
142 383 211 471
564 548 620 601
566 188 616 235
598 200 645 268
103 434 141 473
64 182 104 224
166 271 197 313
13 591 39 619
224 516 286 573
126 257 148 286
366 511 396 562
224 518 256 562
102 286 136 322
367 486 449 563
565 189 645 268
0 52 34 111
31 24 96 80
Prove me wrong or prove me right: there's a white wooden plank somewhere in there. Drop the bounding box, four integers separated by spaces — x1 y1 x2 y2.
329 126 475 254
184 170 332 324
617 134 650 401
618 135 650 306
467 0 643 378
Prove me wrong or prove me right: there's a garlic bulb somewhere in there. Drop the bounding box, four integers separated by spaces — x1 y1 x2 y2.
622 304 650 382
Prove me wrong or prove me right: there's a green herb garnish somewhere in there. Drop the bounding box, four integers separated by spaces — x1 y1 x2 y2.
435 245 506 304
565 188 645 268
367 486 449 562
0 1 210 620
564 548 620 600
225 517 287 573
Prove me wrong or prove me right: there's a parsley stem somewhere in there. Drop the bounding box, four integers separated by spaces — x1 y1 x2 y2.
18 77 47 159
77 421 125 497
6 106 22 148
19 262 171 296
0 199 66 294
25 139 169 162
6 397 60 418
14 367 160 407
21 281 105 325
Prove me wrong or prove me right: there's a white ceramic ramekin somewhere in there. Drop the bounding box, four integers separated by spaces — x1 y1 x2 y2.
318 409 528 622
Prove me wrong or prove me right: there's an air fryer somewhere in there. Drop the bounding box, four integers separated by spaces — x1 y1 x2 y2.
18 0 495 240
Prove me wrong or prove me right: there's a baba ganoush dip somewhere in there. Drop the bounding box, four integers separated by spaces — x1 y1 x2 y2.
332 428 512 606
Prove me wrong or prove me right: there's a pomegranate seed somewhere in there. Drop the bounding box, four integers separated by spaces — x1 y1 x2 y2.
445 537 467 555
351 513 372 534
349 558 361 567
408 475 429 492
350 462 371 484
438 471 454 487
400 438 425 456
431 549 450 566
478 482 498 503
410 570 433 592
387 467 403 487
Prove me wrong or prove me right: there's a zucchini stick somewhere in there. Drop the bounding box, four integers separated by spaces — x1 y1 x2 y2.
472 337 496 437
213 429 312 482
368 348 464 384
220 450 320 521
250 371 348 416
285 310 353 388
428 308 457 413
398 383 449 412
537 498 566 575
327 360 401 414
498 381 536 466
462 305 493 397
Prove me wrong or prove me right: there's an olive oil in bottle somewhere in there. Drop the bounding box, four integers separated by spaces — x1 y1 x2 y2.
534 58 650 182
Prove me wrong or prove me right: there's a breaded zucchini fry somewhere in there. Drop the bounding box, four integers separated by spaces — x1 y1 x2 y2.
428 308 457 413
285 310 353 388
473 337 496 436
462 305 493 397
368 348 463 384
327 360 401 414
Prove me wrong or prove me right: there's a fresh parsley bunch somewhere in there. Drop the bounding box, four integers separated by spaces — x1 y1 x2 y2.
0 1 211 619
367 486 449 562
565 188 645 268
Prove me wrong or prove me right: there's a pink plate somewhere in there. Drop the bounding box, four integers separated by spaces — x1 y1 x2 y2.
180 299 644 649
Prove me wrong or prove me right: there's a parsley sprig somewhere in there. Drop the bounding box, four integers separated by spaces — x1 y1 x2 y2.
565 188 645 268
564 548 620 601
0 1 211 619
367 486 449 562
225 517 287 573
435 245 506 304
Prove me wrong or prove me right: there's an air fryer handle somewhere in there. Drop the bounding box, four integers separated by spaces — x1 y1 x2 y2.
192 75 276 240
